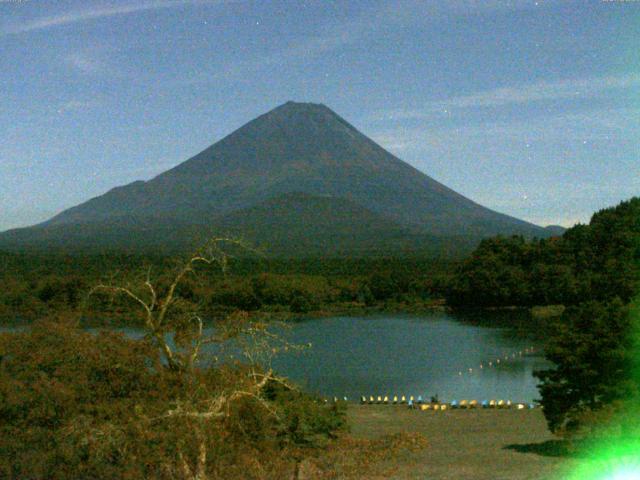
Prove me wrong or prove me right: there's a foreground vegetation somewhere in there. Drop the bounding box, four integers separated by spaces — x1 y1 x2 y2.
1 317 443 479
0 241 444 479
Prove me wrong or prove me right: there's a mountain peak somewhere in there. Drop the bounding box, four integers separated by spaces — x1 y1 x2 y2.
278 100 328 111
263 100 340 124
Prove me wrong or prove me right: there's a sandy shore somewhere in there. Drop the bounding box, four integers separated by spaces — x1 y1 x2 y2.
346 405 575 480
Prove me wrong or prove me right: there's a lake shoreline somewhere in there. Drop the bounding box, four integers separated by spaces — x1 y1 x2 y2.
0 299 449 327
0 300 564 328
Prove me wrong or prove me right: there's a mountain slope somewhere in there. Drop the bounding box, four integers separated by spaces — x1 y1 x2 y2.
0 193 478 258
212 192 478 257
0 101 550 255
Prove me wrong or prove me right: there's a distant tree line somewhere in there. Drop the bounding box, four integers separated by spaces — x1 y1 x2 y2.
0 254 453 323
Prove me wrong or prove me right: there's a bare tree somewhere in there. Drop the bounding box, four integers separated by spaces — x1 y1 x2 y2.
88 237 301 479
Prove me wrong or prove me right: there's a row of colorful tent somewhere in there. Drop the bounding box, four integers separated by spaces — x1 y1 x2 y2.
359 395 424 404
447 399 536 409
356 396 536 410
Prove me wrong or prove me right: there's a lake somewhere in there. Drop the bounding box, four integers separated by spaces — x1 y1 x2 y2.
1 310 550 403
268 311 549 403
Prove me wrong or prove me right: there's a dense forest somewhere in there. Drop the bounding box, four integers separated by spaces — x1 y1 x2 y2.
446 197 640 308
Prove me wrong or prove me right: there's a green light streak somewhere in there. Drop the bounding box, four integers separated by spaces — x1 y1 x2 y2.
561 298 640 480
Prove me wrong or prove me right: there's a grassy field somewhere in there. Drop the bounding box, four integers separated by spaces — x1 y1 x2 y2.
344 405 576 480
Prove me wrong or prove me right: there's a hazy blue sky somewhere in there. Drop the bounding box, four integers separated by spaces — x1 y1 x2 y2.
1 0 638 231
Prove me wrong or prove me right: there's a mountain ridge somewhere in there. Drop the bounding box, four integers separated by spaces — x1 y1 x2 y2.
1 101 553 256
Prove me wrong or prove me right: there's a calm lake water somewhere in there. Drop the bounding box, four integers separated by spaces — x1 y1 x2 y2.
1 310 550 403
268 311 550 403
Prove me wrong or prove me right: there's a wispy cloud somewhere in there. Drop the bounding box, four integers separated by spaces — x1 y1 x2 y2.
441 72 640 108
56 99 100 114
1 0 220 36
159 0 546 87
64 51 107 75
373 72 640 121
369 105 640 158
0 0 539 38
387 0 558 17
247 1 547 68
162 7 374 87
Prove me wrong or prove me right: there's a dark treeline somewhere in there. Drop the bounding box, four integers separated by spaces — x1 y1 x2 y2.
0 252 455 322
446 197 640 308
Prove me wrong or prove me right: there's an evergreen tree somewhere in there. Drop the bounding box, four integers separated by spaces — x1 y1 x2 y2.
534 300 637 436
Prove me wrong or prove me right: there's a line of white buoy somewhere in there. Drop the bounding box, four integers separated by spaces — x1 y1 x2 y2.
455 346 538 378
321 346 541 408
